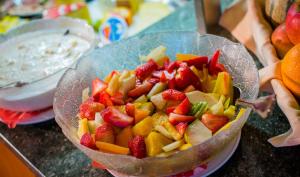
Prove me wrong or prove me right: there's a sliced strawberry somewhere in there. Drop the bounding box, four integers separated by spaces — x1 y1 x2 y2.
136 78 142 86
168 113 194 125
163 58 170 70
201 113 229 134
128 135 146 159
99 92 114 107
128 81 153 98
80 133 97 149
175 63 201 90
101 107 134 127
162 89 186 101
160 71 167 82
175 122 188 136
125 97 134 103
147 77 160 85
208 50 220 75
79 99 105 120
135 59 158 80
173 98 191 115
166 106 176 115
167 61 181 73
125 103 135 117
152 70 162 78
111 92 124 105
216 63 226 72
92 78 108 97
168 78 176 89
95 123 115 144
185 56 208 69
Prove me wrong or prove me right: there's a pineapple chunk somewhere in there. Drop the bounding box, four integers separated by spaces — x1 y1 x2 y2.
179 143 192 151
132 116 153 137
162 121 182 140
77 118 89 138
134 95 148 103
162 139 184 152
106 73 120 96
145 131 173 157
154 125 173 139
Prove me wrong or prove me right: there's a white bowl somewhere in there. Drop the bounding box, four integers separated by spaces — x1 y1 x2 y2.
0 17 97 112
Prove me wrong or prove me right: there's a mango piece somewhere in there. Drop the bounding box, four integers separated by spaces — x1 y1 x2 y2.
145 131 173 157
139 102 154 113
133 117 153 137
179 143 192 151
213 72 233 102
96 141 129 155
78 118 89 138
135 109 151 124
116 126 133 147
106 73 120 96
176 53 199 61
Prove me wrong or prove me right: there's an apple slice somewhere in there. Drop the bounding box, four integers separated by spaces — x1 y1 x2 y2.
118 75 136 95
185 91 219 107
150 93 167 110
184 119 212 145
134 95 148 103
147 82 167 99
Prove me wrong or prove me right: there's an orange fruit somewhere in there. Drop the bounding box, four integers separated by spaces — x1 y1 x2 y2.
281 44 300 97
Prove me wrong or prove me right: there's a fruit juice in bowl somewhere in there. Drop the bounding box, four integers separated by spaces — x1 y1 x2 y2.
53 31 259 176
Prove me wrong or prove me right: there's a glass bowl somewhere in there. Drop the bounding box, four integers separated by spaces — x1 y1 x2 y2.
0 17 97 112
54 31 259 176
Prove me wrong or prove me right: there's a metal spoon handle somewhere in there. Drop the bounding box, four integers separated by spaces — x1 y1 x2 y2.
236 94 276 118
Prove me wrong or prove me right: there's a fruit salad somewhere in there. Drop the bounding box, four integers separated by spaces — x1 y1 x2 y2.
77 46 242 158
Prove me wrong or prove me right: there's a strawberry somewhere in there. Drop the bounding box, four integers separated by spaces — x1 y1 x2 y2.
208 50 220 75
80 98 105 120
175 122 188 136
125 103 135 117
128 135 146 159
201 113 229 134
101 107 134 127
175 63 201 90
111 92 124 105
168 78 176 89
216 63 226 73
162 89 186 101
168 113 194 125
80 133 97 149
166 61 181 73
147 77 160 85
160 71 167 82
98 91 114 107
166 106 176 115
185 56 208 69
135 59 158 80
152 70 175 80
128 81 153 98
173 98 191 115
95 123 115 144
92 78 108 97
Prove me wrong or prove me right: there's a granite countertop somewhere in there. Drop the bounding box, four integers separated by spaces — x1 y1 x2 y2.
1 1 300 177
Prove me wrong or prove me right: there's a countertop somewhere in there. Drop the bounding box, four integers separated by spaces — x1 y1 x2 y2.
1 1 300 177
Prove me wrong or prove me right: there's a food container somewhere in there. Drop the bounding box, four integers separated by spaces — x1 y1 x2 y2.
0 17 97 112
54 31 259 176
